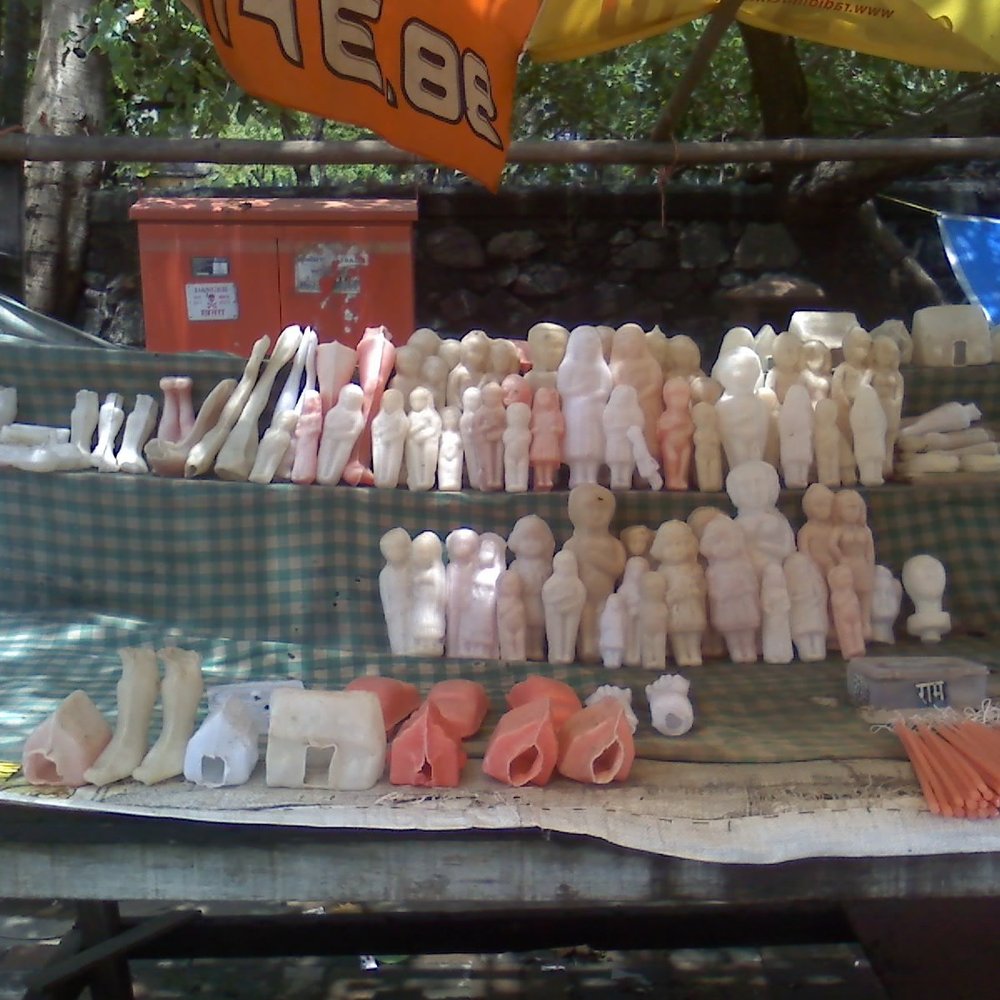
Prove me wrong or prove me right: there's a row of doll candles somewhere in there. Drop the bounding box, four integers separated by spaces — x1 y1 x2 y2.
22 646 695 792
381 473 951 672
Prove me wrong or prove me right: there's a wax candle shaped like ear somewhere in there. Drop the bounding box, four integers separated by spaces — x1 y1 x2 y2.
23 691 112 787
133 646 204 785
84 647 160 787
556 698 635 785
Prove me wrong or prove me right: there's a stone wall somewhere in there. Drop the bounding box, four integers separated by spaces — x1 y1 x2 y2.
80 180 996 350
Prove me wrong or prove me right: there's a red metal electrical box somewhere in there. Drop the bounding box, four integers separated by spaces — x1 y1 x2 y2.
130 197 417 354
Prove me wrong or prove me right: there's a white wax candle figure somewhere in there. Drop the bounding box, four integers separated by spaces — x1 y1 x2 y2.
610 323 663 454
489 338 522 384
638 571 668 671
712 327 756 379
778 383 814 489
757 386 782 472
422 353 449 412
475 382 507 492
316 383 366 486
871 565 903 644
598 592 626 669
784 552 828 662
542 549 587 665
646 674 694 736
1 423 69 446
445 527 480 659
507 514 556 662
700 515 760 663
437 406 465 492
371 387 409 489
651 520 706 668
186 335 270 478
754 323 777 372
389 344 424 409
215 324 303 481
586 684 638 733
265 688 386 791
91 392 126 472
760 561 794 663
116 394 159 474
715 347 769 471
801 340 832 405
850 383 888 487
438 338 463 373
726 461 796 576
132 646 204 785
184 697 260 788
557 325 613 488
616 556 648 668
813 398 842 488
828 564 866 660
902 554 952 643
409 531 448 657
496 569 528 662
459 387 483 489
0 386 16 428
829 489 876 640
763 332 805 403
84 647 160 787
458 533 507 659
831 324 872 440
564 484 627 664
405 387 442 492
870 337 904 477
525 322 568 393
409 327 443 360
503 401 531 493
446 329 490 408
691 400 724 492
249 410 298 484
379 528 412 655
603 384 645 490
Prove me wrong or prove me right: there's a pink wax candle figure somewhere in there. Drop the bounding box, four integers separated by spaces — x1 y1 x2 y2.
497 569 528 661
610 323 663 453
651 520 706 668
507 514 556 662
341 325 395 486
700 515 760 663
564 484 627 664
409 531 447 657
316 341 358 416
829 488 876 640
475 382 507 492
501 372 533 408
445 527 480 659
783 551 829 662
658 377 695 491
290 389 323 485
529 386 564 492
557 325 613 488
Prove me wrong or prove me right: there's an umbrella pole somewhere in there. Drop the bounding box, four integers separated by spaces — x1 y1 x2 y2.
651 0 744 143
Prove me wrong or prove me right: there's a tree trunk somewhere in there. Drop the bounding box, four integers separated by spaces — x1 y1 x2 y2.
22 0 108 318
1 0 36 127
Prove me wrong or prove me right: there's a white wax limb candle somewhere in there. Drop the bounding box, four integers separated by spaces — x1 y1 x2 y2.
116 394 159 474
91 393 125 472
70 390 100 453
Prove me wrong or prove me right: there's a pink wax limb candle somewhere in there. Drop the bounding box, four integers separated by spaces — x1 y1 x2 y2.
157 376 183 443
482 699 559 787
22 691 112 787
343 324 395 486
425 679 490 740
144 378 236 478
345 676 422 731
290 389 323 485
389 701 467 787
316 340 358 416
827 564 866 659
529 387 564 492
556 698 635 785
506 675 582 732
658 377 695 491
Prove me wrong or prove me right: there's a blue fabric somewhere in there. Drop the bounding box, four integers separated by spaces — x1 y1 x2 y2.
938 213 1000 325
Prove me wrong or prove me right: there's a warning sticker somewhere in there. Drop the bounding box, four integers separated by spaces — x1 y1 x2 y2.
185 282 239 322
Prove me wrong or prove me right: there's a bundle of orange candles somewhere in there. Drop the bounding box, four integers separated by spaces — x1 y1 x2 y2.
894 720 1000 819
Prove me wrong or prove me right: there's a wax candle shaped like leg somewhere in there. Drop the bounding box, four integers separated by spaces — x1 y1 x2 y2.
23 690 112 787
117 394 159 474
70 389 100 454
157 376 182 443
132 647 204 785
91 392 125 472
84 647 160 787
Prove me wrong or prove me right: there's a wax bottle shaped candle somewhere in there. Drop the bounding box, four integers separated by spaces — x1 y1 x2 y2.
84 647 159 787
371 388 410 488
507 514 556 662
133 647 204 785
557 326 612 488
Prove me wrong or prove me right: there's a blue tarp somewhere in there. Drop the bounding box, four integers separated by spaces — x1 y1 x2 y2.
938 213 1000 326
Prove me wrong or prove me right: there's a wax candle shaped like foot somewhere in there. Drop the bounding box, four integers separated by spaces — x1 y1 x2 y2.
116 393 159 474
482 700 558 788
132 646 204 785
91 392 125 472
84 647 159 787
22 690 112 787
556 699 635 785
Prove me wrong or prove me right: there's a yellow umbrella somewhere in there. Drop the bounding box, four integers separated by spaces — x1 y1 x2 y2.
527 0 1000 73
